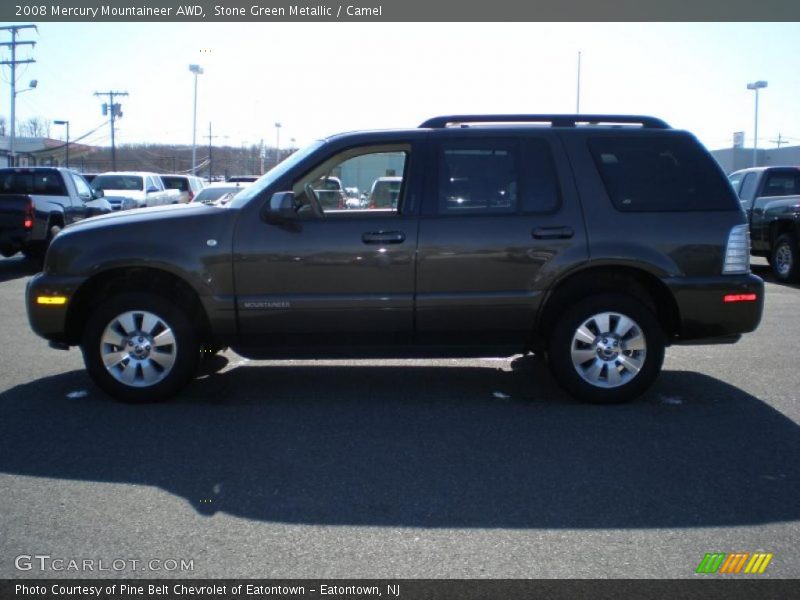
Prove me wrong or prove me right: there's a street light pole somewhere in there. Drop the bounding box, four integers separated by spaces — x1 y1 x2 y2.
275 122 281 166
189 64 203 175
746 80 768 168
53 119 69 168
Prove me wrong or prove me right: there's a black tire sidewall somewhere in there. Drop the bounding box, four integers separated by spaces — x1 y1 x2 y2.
548 293 665 404
81 292 199 402
771 234 800 283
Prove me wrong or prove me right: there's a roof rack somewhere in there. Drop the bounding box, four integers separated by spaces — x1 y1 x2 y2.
418 114 671 130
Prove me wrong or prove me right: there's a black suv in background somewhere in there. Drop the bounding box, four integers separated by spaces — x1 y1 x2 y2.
26 115 763 403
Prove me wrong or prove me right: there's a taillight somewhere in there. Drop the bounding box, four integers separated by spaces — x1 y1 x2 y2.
23 200 34 229
188 190 195 202
724 294 757 303
722 224 750 274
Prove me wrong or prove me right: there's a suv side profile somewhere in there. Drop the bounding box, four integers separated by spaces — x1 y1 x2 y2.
26 115 763 404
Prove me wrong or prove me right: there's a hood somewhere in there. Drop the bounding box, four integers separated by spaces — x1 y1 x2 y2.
63 202 221 233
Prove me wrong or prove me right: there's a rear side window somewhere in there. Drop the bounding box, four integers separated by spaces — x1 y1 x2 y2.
0 170 66 196
589 136 737 211
762 170 800 197
438 141 518 214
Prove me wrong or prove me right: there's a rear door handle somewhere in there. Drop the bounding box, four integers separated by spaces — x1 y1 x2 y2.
532 226 574 240
362 231 406 244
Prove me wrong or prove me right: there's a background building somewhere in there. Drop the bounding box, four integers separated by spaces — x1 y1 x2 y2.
710 145 800 174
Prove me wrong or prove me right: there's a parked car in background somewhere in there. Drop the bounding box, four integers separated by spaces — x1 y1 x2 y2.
0 167 110 259
90 172 181 210
344 187 363 208
161 175 206 203
191 181 252 206
368 176 402 209
26 114 763 404
727 166 800 282
312 176 347 210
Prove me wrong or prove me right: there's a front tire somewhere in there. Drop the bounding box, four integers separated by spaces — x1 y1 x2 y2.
548 293 665 404
81 292 199 402
771 233 800 283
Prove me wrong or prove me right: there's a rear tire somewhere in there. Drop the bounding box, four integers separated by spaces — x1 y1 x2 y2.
547 293 665 404
771 233 800 283
81 292 199 402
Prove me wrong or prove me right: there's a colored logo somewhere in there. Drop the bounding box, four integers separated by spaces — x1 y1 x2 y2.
696 552 773 574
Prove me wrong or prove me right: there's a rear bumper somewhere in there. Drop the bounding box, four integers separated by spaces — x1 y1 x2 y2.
0 228 31 253
665 273 764 343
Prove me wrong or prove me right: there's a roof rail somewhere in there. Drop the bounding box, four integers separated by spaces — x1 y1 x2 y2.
418 114 671 129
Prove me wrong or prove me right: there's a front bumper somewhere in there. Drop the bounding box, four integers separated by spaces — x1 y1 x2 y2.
26 272 85 344
665 273 764 343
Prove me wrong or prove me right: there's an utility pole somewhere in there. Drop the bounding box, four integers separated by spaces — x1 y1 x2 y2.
770 133 786 149
576 50 581 114
0 25 37 167
204 122 224 181
94 90 128 170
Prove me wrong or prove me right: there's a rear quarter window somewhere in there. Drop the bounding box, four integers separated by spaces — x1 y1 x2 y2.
589 136 737 212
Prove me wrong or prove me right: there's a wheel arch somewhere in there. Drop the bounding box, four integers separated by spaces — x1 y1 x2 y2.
533 264 681 349
65 266 212 346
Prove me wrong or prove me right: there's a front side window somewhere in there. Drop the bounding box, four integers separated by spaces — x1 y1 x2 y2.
72 173 93 200
438 141 518 214
739 173 758 204
293 145 409 215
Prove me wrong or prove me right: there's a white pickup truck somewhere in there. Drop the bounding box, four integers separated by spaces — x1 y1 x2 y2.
90 171 182 210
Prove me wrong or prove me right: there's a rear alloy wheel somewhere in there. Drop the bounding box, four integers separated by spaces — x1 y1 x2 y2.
548 293 665 403
82 292 199 402
771 234 800 283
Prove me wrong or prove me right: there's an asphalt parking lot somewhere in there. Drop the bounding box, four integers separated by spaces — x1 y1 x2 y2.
0 255 798 579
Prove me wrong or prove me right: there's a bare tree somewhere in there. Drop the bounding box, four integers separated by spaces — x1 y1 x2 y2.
0 116 6 136
18 117 51 138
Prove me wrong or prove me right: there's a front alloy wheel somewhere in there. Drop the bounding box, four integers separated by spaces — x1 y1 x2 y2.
83 292 199 402
100 310 178 387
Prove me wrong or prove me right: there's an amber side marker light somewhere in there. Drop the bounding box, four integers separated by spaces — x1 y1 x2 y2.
36 296 67 305
723 294 757 303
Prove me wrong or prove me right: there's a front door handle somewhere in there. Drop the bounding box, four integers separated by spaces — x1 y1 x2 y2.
362 231 406 244
532 226 574 240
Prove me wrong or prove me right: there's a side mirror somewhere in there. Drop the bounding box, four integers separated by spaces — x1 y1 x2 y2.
146 186 158 194
263 191 296 224
92 189 104 199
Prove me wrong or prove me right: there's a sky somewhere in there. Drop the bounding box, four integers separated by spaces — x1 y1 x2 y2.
1 22 798 152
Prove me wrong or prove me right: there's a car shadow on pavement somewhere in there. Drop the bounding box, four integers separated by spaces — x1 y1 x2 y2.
0 255 41 283
0 360 798 529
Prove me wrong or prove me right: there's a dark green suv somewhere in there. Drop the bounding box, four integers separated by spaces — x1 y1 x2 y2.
26 115 764 403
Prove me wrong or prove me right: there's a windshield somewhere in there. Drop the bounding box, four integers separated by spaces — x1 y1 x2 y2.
228 140 326 209
92 175 143 191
